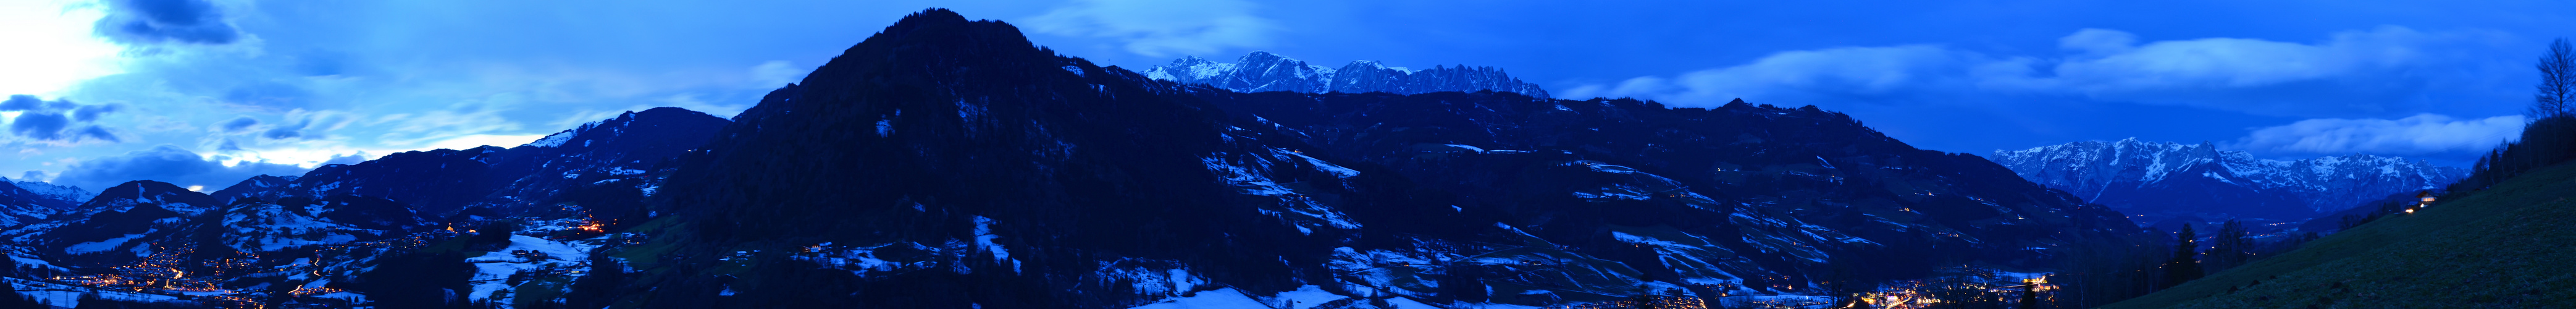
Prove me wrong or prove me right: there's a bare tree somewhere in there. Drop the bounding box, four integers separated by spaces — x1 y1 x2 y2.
2538 38 2574 119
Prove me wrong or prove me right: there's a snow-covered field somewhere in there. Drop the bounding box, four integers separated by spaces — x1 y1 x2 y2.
464 234 602 307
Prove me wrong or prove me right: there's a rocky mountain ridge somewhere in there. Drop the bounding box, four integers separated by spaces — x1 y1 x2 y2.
1143 51 1553 98
1991 138 2467 219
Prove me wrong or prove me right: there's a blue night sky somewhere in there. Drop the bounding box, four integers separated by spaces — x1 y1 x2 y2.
2 0 2570 190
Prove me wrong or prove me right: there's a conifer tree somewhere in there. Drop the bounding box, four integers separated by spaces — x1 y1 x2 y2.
2162 224 2202 289
2205 220 2251 274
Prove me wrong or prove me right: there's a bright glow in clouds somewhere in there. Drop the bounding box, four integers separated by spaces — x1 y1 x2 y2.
2234 114 2525 156
0 0 125 96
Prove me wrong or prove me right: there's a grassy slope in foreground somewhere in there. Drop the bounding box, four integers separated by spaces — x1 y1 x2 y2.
2105 163 2576 308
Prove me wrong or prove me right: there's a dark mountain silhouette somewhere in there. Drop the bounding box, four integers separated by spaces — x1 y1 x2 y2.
576 9 2139 308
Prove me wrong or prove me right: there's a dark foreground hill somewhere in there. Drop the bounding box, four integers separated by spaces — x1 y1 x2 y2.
2105 163 2576 308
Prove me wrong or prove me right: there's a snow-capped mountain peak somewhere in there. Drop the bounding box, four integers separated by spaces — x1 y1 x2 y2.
3 177 93 206
1992 138 2467 218
1144 51 1551 98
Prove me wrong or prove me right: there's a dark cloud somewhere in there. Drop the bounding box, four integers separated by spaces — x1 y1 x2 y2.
75 126 120 143
261 124 303 140
10 112 72 140
217 116 258 132
73 104 120 122
0 95 41 111
51 145 309 190
3 95 115 121
0 95 85 112
94 0 241 44
4 95 124 143
256 118 314 140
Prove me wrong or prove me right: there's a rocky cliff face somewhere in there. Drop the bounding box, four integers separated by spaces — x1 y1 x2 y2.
1991 138 2467 219
1144 51 1553 98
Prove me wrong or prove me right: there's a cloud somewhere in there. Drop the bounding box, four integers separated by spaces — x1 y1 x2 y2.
750 61 805 88
72 104 119 121
93 0 241 44
3 94 119 117
10 112 72 140
1559 45 2013 106
261 120 304 139
216 116 257 132
0 95 44 111
2234 114 2525 156
50 144 307 190
319 151 371 166
1024 0 1279 57
2 94 123 143
73 126 118 142
2058 28 2139 56
1566 27 2509 117
0 95 92 113
2027 27 2506 116
20 171 53 182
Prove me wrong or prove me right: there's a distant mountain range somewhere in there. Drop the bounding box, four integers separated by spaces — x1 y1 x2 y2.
1991 138 2467 220
1144 51 1553 98
0 177 88 227
6 177 91 206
